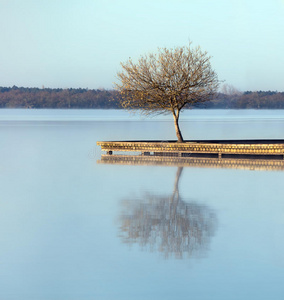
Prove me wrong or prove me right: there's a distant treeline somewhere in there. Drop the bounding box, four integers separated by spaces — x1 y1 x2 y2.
0 86 121 109
207 90 284 109
1 86 284 109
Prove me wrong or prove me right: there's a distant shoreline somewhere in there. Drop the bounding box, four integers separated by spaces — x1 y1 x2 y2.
1 106 284 110
1 86 284 109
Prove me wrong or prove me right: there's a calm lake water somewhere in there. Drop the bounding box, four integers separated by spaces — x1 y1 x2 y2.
1 109 284 300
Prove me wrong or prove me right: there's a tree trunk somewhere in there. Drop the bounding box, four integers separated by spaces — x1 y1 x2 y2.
173 112 184 143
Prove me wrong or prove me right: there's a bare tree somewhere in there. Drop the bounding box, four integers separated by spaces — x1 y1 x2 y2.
115 43 220 142
221 83 242 96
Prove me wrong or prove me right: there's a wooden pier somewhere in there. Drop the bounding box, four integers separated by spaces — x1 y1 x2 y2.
97 140 284 159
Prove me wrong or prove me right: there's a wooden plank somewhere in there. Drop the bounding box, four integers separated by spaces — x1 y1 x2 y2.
97 140 284 157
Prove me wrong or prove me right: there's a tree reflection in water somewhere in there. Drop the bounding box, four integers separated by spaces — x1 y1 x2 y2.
119 168 217 259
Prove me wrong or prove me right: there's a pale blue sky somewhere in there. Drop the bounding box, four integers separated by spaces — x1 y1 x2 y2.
0 0 284 91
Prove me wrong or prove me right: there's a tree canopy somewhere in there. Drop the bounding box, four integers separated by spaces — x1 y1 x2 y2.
115 43 220 142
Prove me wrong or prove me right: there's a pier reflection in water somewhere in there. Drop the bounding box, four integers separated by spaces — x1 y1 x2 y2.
119 167 217 259
98 153 284 171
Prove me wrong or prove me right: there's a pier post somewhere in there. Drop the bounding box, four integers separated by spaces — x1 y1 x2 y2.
143 152 150 156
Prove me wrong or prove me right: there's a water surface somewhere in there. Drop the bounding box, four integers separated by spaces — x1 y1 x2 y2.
0 109 284 300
